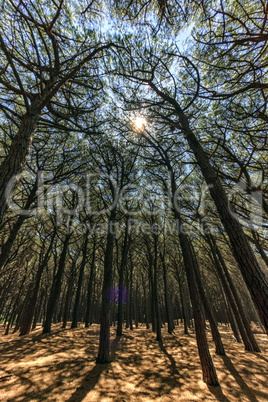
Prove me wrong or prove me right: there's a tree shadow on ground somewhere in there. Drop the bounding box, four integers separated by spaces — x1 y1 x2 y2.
67 336 121 402
158 340 179 376
67 363 108 402
251 351 268 364
220 355 259 402
0 324 267 401
207 384 231 402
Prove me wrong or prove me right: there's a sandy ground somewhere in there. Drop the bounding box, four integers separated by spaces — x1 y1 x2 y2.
0 323 267 401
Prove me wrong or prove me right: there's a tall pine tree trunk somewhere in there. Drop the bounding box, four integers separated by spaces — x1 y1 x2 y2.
179 232 219 385
43 223 72 334
117 218 130 336
0 110 40 223
161 251 174 334
168 165 218 385
153 233 162 341
96 210 116 363
85 240 96 328
178 275 189 335
20 231 56 335
190 243 225 355
212 235 260 351
71 231 90 329
204 225 260 352
0 182 37 272
149 82 268 332
62 258 77 329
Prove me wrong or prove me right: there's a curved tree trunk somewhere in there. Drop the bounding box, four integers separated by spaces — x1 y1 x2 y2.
0 42 115 225
148 81 268 332
168 165 219 385
212 236 261 352
0 110 40 223
204 225 260 352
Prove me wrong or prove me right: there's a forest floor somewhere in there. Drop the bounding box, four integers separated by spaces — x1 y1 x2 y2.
0 323 267 401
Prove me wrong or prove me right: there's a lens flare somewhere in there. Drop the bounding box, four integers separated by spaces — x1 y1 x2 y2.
133 116 146 133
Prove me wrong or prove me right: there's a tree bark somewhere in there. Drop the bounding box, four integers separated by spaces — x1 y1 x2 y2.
117 218 130 336
152 233 162 341
96 210 116 363
161 251 174 334
190 243 225 355
0 42 116 224
149 81 268 332
71 230 90 328
0 110 40 223
250 231 268 267
0 182 37 272
62 258 77 329
177 275 189 335
20 231 56 335
213 236 261 352
179 232 219 385
85 240 96 328
204 226 260 352
168 164 218 385
43 224 72 334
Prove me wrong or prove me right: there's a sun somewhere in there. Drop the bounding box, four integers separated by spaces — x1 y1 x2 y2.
133 116 146 133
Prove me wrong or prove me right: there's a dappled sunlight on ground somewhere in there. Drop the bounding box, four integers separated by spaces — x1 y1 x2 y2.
0 323 267 401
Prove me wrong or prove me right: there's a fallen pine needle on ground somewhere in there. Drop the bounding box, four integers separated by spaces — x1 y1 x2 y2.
0 323 267 401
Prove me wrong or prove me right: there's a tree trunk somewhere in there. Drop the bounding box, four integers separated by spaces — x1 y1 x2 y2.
216 273 242 343
153 233 162 341
250 231 268 267
43 225 72 334
20 232 55 335
142 275 150 329
85 240 96 328
117 218 130 336
129 257 134 331
161 252 174 334
168 165 218 385
227 301 242 343
182 116 268 331
204 227 260 352
0 43 116 225
212 236 261 352
149 269 156 333
125 266 130 329
62 259 77 329
0 110 40 223
32 289 44 330
71 231 90 329
149 82 268 332
190 244 225 355
96 210 116 364
5 285 24 336
179 232 219 385
177 276 189 335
